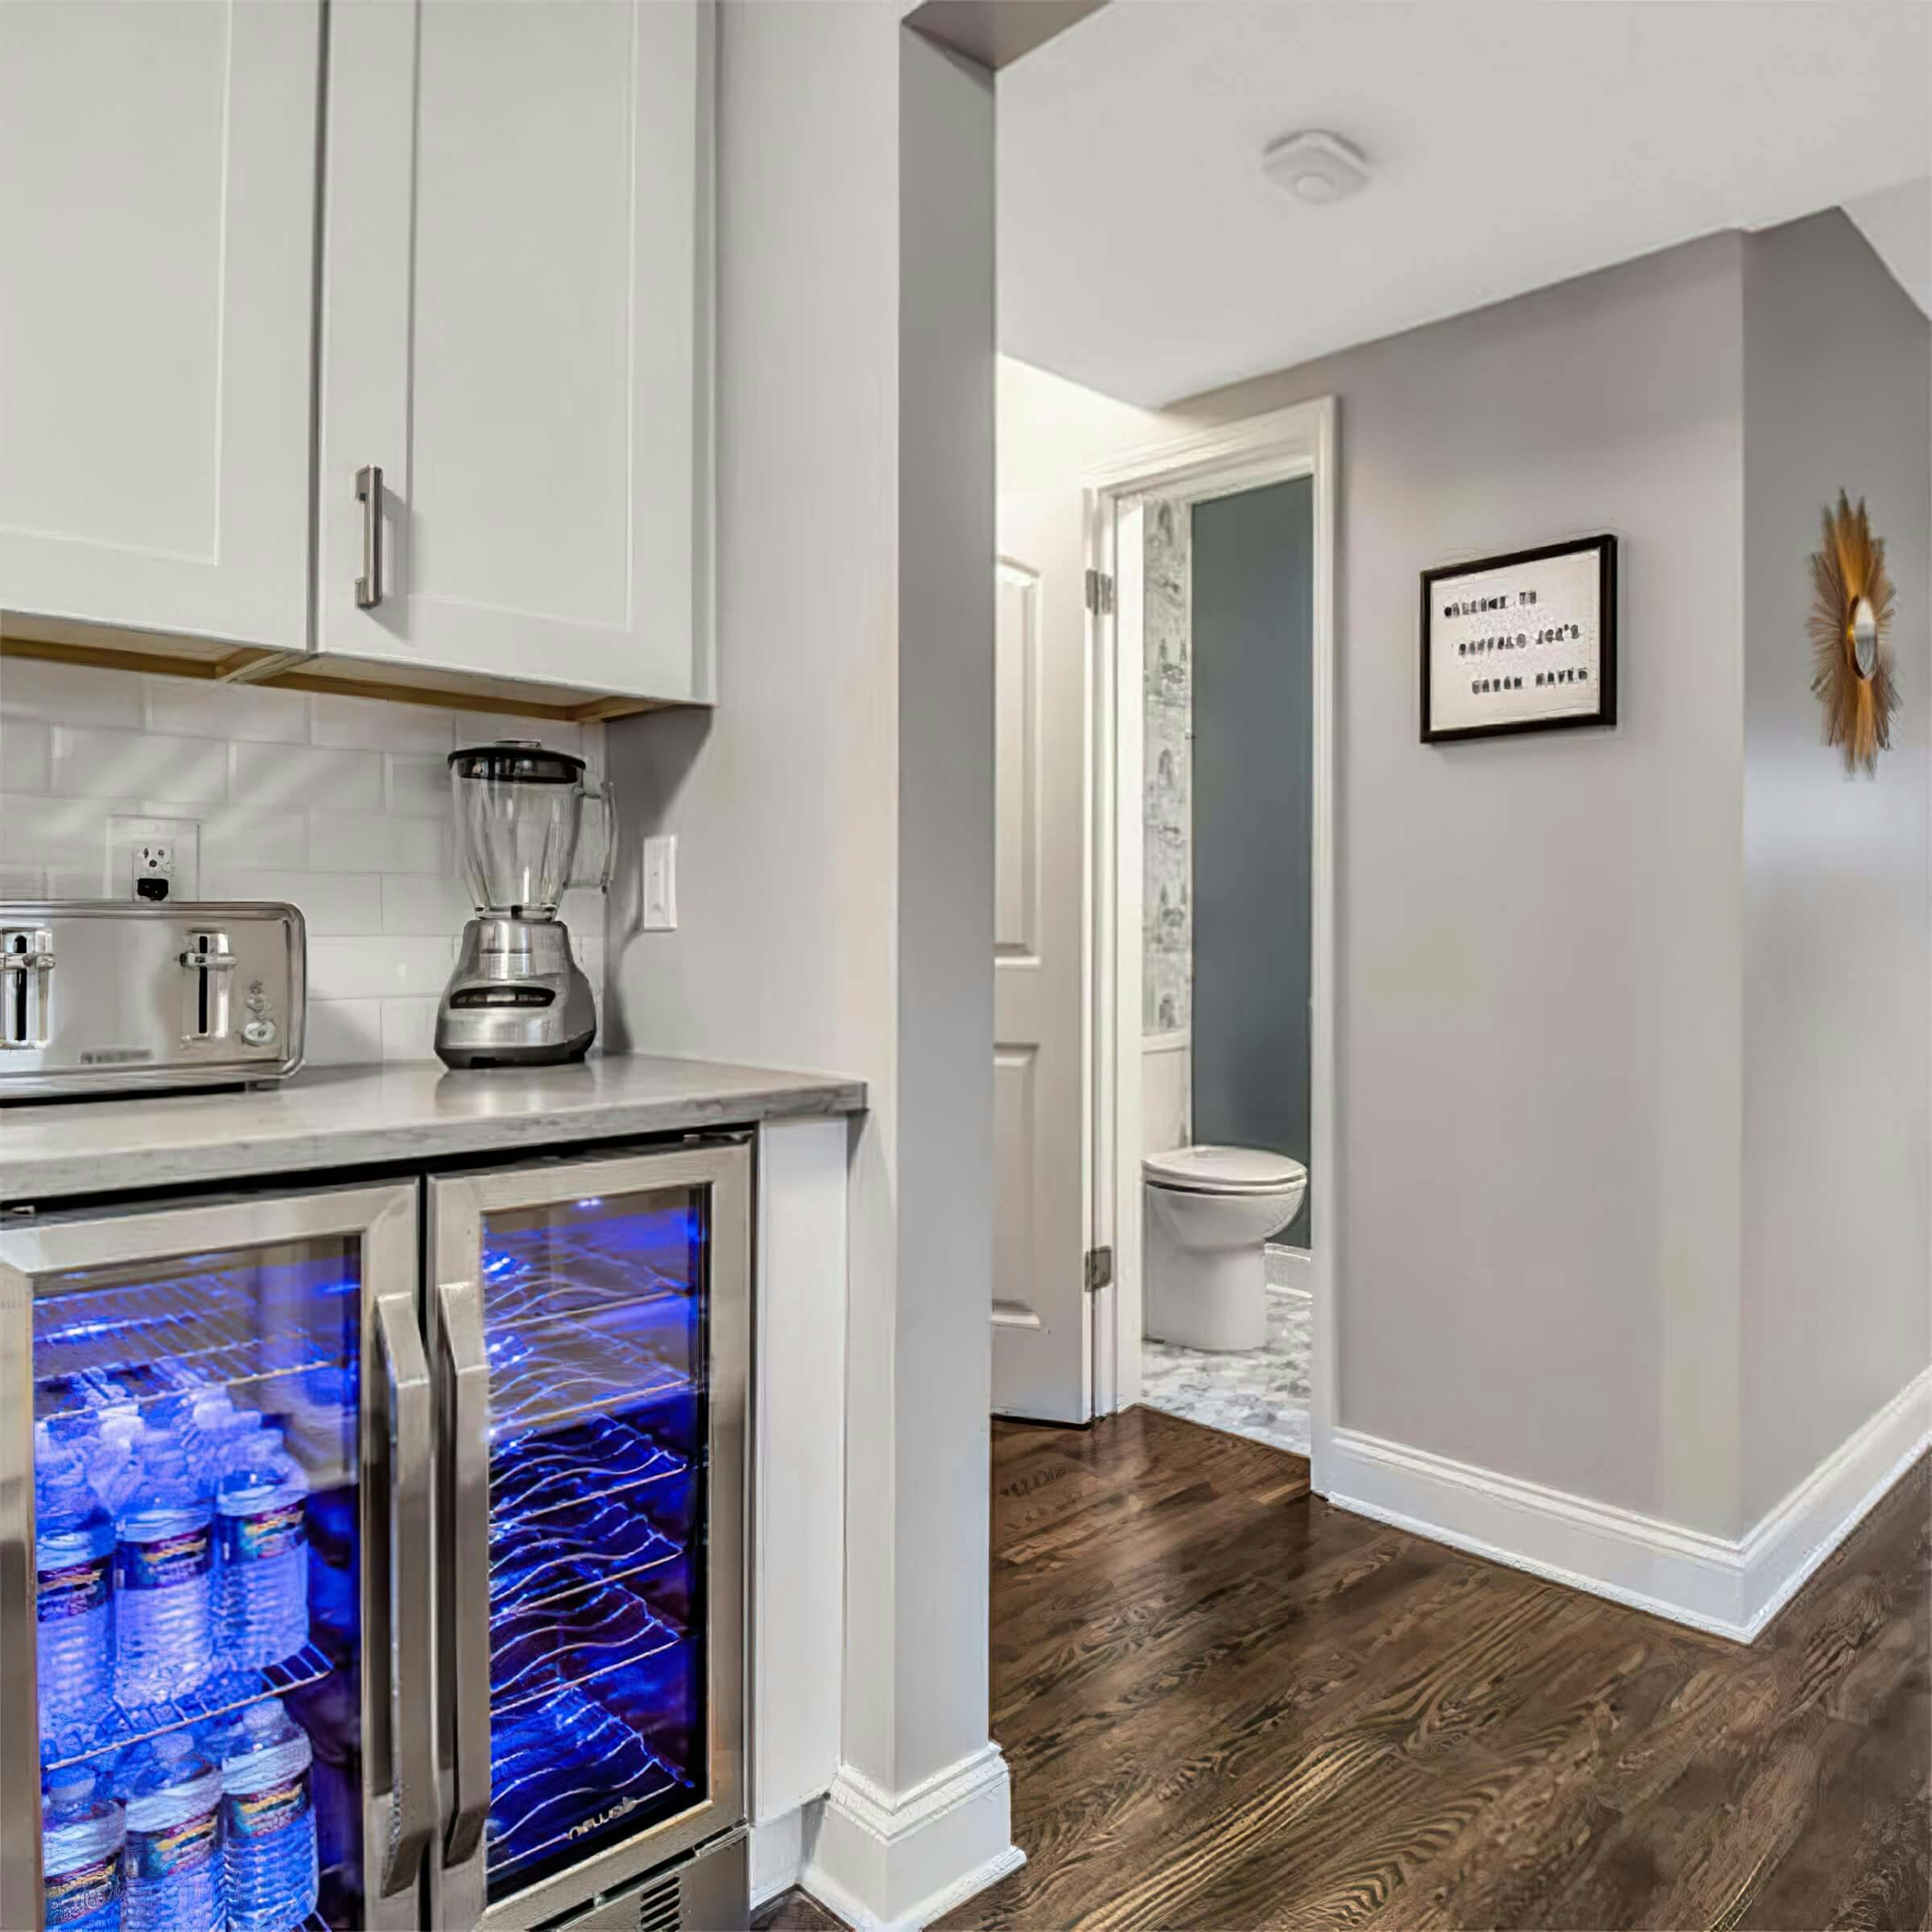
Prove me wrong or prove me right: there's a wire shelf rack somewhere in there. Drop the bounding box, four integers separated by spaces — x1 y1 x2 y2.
42 1641 335 1772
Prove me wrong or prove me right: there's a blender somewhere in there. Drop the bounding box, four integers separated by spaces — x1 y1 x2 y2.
435 741 614 1068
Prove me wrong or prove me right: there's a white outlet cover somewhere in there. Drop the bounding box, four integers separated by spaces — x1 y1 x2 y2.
105 815 200 902
642 834 677 931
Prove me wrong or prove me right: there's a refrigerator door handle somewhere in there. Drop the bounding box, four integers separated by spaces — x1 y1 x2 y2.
438 1274 493 1868
377 1284 437 1899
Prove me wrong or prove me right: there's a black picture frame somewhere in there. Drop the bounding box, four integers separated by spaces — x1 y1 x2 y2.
1420 533 1618 745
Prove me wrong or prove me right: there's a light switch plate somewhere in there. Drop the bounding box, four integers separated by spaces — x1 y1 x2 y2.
642 835 677 931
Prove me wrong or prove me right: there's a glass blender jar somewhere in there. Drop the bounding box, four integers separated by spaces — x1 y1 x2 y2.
435 743 615 1067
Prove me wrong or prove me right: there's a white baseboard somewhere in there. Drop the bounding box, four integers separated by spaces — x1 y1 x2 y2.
1737 1369 1932 1635
802 1742 1024 1930
1326 1365 1930 1643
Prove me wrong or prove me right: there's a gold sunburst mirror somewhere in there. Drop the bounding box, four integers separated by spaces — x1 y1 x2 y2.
1809 490 1898 774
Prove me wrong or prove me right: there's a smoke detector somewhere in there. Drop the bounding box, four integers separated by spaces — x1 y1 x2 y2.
1261 130 1373 206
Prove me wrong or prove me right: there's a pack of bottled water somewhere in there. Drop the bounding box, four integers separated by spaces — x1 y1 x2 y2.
113 1435 216 1708
34 1435 116 1748
118 1731 225 1932
35 1373 325 1932
217 1699 321 1932
39 1766 124 1932
215 1430 311 1668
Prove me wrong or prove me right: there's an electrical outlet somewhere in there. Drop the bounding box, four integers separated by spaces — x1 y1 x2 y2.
106 816 200 904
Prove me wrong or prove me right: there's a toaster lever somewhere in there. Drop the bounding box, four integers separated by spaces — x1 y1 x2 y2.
0 927 55 1050
180 929 237 1041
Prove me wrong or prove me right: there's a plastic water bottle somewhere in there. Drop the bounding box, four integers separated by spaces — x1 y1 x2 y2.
114 1443 214 1706
219 1699 320 1932
215 1430 308 1668
41 1765 125 1932
120 1731 224 1932
35 1456 116 1748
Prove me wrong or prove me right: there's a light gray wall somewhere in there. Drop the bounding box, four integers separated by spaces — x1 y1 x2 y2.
1178 237 1749 1532
603 0 1003 1852
1191 477 1315 1244
1739 210 1932 1525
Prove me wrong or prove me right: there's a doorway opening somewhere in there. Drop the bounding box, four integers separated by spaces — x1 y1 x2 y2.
1086 403 1338 1487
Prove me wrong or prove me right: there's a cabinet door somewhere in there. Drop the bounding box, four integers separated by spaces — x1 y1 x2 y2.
318 2 713 704
0 1 320 653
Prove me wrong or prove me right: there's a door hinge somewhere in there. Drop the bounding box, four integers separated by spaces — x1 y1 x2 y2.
1084 568 1115 616
1084 1245 1114 1293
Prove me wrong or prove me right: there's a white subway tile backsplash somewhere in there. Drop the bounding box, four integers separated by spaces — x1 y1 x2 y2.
309 935 456 1001
312 694 453 753
3 669 605 1063
1 719 52 794
201 867 384 935
305 999 385 1067
385 753 450 816
0 658 144 727
451 712 581 758
147 677 308 744
52 726 228 802
380 997 441 1063
1 793 107 872
310 811 444 874
559 887 606 935
200 806 310 870
381 872 473 935
233 741 383 813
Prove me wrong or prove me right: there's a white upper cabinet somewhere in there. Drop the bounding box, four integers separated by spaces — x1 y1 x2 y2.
0 1 320 652
317 0 714 704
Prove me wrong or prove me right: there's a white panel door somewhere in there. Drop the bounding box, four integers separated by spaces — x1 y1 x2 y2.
991 543 1092 1422
317 0 712 701
0 1 320 651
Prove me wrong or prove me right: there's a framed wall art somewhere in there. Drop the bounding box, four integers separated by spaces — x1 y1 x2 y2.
1421 533 1617 744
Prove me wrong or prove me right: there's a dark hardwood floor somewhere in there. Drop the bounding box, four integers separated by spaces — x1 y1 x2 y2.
945 1407 1929 1931
762 1407 1928 1930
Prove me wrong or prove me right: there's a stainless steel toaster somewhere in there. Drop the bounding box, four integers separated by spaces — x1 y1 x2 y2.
0 902 305 1100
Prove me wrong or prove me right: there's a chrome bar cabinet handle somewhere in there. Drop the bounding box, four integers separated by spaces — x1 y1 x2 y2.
375 1285 435 1897
356 464 384 609
437 1275 493 1868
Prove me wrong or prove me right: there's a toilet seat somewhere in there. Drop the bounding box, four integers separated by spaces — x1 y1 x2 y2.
1141 1145 1307 1197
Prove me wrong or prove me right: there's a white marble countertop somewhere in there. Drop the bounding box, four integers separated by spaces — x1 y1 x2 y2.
2 1055 866 1203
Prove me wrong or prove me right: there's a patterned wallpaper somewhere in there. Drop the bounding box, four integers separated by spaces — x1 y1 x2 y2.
1144 497 1191 1034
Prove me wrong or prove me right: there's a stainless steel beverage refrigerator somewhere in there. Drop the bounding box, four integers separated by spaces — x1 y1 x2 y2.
1 1137 750 1932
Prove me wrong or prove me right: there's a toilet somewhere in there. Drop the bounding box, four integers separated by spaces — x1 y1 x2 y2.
1143 1146 1309 1352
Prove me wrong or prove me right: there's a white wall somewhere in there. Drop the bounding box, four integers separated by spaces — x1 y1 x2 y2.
1740 210 1932 1525
605 6 1012 1920
0 657 602 1061
1179 236 1750 1533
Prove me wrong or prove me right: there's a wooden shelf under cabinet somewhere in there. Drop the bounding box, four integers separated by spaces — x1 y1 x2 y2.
1 613 668 724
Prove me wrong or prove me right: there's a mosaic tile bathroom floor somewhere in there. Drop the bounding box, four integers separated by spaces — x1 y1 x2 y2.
1139 1286 1311 1455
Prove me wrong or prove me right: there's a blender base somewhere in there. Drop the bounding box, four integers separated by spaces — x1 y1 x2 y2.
434 915 599 1070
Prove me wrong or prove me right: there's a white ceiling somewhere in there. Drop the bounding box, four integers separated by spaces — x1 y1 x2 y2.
998 2 1932 406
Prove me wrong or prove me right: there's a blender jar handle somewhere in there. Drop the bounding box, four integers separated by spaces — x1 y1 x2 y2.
597 778 617 893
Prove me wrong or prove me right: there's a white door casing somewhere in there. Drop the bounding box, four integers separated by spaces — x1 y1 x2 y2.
0 0 320 652
317 0 712 702
1084 398 1339 1488
991 543 1092 1422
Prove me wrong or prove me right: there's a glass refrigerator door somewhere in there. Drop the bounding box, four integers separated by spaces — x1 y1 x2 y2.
0 1183 429 1932
430 1142 749 1931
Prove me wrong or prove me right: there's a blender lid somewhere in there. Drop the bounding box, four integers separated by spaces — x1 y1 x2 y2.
449 740 586 783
